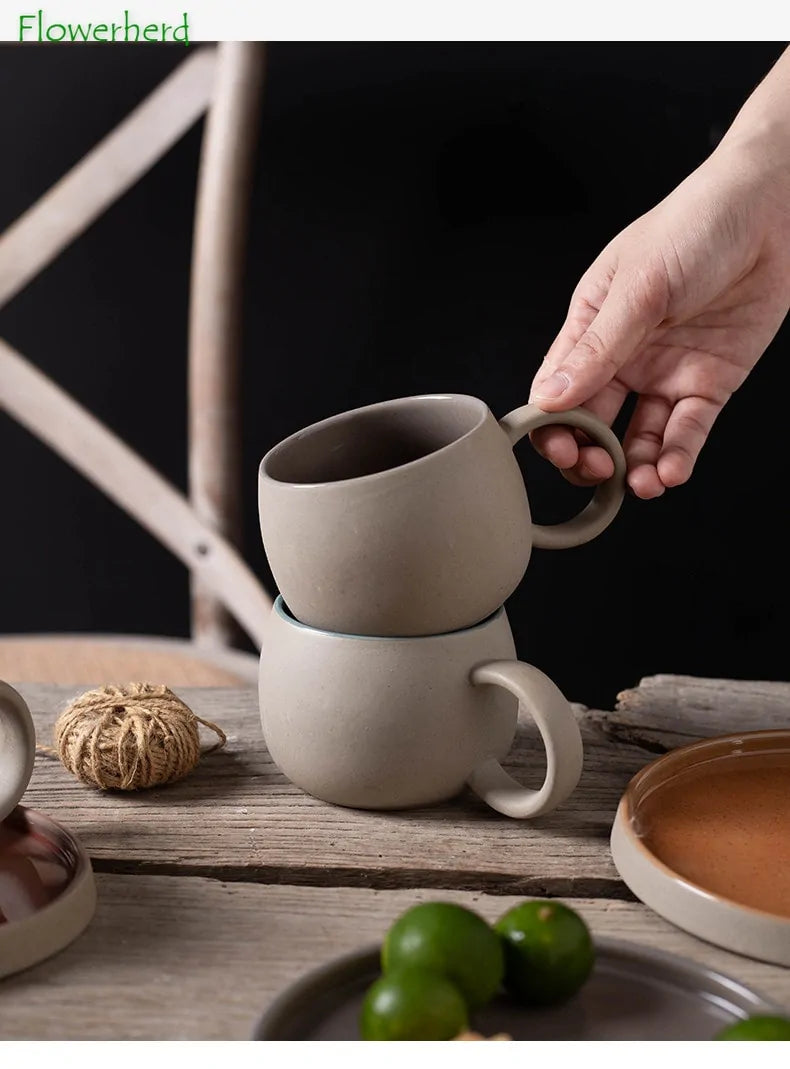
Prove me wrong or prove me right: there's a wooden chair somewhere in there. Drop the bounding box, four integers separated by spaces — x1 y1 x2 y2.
0 43 272 687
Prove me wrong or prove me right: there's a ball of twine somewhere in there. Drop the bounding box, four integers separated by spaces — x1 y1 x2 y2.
42 683 226 791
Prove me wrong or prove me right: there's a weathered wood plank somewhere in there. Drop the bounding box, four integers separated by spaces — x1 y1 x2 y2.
607 674 790 752
16 684 652 893
4 878 788 1039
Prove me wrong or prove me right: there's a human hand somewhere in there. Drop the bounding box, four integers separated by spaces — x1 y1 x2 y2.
529 139 790 499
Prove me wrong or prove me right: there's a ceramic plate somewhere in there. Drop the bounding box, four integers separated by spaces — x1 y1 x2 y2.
611 730 790 966
252 936 783 1041
0 805 96 979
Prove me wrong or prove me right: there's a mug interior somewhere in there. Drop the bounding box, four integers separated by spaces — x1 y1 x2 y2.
262 395 487 485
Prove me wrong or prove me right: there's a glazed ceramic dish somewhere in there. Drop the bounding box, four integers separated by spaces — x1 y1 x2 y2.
252 938 782 1040
0 805 96 978
611 730 790 966
0 680 96 977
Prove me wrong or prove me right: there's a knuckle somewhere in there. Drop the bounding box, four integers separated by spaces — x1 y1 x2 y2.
674 411 709 441
570 329 622 377
629 269 669 321
667 441 695 464
573 328 606 361
639 429 664 448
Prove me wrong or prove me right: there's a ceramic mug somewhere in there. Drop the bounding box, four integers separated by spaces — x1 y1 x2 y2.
0 682 36 823
259 394 626 637
259 596 583 817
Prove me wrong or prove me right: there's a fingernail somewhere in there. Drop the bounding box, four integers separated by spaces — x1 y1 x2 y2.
531 370 570 401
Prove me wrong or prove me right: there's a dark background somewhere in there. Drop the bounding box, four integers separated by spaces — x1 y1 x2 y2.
0 42 788 708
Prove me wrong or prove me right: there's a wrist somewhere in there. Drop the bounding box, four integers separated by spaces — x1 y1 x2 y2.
712 120 790 218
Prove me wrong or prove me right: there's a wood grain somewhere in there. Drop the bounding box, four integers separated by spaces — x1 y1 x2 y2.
17 684 657 893
4 878 788 1039
8 678 789 1040
610 674 790 752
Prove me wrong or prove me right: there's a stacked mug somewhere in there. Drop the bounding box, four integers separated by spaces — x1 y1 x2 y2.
258 394 626 819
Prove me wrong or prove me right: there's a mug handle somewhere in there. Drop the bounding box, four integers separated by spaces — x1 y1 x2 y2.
466 660 583 819
0 682 36 823
499 403 626 549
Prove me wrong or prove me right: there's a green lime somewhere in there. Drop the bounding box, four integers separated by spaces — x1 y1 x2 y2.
494 899 594 1006
715 1015 790 1040
382 901 504 1009
359 969 469 1041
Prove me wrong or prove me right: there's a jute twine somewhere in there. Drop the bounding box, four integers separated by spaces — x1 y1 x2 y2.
37 683 226 791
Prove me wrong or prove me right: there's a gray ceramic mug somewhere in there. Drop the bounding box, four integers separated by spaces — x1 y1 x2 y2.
0 682 36 823
259 394 626 637
259 597 583 817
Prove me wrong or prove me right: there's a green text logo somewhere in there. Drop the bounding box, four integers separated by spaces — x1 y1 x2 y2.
18 9 190 43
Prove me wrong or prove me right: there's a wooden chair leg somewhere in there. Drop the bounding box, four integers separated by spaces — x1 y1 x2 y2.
188 42 267 648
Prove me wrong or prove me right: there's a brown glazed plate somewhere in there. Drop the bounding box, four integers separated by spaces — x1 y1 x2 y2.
611 729 790 966
252 937 782 1041
0 805 96 979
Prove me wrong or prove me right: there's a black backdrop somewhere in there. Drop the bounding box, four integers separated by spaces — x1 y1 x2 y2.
1 42 788 708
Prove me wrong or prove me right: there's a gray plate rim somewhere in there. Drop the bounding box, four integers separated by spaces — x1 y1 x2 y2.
252 935 785 1040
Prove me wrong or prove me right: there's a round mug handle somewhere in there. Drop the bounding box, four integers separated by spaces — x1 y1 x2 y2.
0 681 36 823
467 660 583 819
499 403 626 550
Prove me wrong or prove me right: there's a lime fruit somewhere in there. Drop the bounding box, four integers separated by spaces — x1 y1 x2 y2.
494 899 594 1006
359 969 469 1041
715 1015 790 1040
382 901 504 1009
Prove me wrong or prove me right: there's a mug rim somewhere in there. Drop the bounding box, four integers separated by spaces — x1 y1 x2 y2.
273 595 505 640
259 393 490 489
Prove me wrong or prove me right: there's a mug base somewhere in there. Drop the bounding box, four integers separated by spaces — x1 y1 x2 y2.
285 777 464 813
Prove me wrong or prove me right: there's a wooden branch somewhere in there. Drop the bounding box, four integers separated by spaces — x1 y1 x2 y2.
0 48 217 310
188 42 267 647
0 339 271 648
590 674 790 753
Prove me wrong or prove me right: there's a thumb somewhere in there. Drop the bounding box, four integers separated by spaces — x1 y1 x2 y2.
531 273 664 410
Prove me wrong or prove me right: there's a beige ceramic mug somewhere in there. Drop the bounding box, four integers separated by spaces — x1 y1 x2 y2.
259 597 583 817
259 394 626 637
0 682 36 823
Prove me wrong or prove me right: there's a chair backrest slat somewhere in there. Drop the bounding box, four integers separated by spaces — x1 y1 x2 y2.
0 337 271 647
0 48 217 311
188 42 267 648
0 45 273 649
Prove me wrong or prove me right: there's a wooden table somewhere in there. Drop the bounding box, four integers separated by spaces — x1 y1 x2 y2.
5 676 789 1039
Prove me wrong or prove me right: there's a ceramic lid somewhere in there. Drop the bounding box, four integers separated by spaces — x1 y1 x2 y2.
611 729 790 966
0 682 96 978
